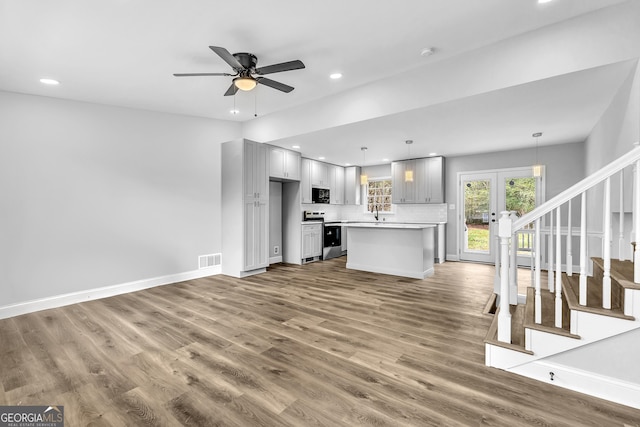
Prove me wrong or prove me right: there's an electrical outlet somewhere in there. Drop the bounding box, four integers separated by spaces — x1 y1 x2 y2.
274 245 280 255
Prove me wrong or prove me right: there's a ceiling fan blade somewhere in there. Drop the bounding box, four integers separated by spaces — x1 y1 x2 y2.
224 83 239 96
256 77 294 93
209 46 245 71
256 60 305 75
173 73 235 77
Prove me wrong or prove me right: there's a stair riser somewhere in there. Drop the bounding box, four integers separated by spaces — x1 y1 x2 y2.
591 262 625 309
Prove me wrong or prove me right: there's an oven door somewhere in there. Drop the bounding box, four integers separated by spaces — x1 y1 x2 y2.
323 224 343 259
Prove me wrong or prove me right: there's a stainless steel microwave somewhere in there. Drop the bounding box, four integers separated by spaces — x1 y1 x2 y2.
312 187 330 204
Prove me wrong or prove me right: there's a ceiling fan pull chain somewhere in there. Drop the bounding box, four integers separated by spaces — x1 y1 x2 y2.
254 91 258 117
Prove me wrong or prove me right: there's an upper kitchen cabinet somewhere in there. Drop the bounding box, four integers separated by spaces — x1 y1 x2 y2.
328 164 344 204
392 157 444 204
300 158 312 204
310 160 329 187
269 145 300 181
243 140 269 201
392 160 418 204
344 166 361 205
416 156 444 203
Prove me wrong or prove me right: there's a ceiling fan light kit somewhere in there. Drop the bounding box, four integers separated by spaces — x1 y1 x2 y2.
234 76 257 91
174 46 304 96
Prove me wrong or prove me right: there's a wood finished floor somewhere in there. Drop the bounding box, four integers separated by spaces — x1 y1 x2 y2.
1 258 639 426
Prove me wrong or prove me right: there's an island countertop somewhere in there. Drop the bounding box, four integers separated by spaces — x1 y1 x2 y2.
344 222 436 229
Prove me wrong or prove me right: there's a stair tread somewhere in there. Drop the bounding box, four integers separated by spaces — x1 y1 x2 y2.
563 274 635 321
523 287 579 339
591 257 640 290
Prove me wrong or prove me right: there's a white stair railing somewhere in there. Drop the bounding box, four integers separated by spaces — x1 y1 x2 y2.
496 144 640 344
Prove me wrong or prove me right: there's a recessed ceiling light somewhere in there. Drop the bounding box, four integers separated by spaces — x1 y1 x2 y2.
229 109 239 115
345 163 351 166
538 0 553 3
39 78 59 85
382 158 390 162
428 152 437 156
318 156 325 160
329 73 342 80
292 145 300 149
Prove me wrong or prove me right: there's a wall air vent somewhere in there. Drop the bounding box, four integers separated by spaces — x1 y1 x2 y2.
198 253 221 269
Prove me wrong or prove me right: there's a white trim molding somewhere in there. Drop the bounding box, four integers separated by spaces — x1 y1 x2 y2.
510 360 640 410
0 266 221 320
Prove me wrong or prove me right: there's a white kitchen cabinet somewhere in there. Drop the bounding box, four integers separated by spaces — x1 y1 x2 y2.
244 199 269 270
392 160 417 203
329 164 344 204
392 157 444 204
415 157 444 203
344 166 361 205
269 146 300 181
302 223 322 259
243 141 269 201
222 139 269 277
311 160 329 187
300 158 312 204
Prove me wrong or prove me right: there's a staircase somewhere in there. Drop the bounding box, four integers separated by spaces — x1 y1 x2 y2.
484 145 640 410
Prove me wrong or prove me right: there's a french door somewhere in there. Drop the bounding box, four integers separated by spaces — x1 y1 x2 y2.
459 167 542 264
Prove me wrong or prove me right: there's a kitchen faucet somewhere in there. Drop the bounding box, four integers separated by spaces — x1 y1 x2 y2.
372 204 379 221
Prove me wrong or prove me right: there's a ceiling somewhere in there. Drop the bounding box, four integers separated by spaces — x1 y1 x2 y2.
0 0 636 164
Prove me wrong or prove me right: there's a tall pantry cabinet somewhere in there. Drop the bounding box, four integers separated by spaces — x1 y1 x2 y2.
222 139 269 277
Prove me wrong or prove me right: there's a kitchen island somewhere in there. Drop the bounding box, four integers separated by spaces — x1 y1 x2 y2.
345 223 436 279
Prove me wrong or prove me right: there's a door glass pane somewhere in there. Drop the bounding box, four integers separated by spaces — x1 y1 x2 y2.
505 177 537 255
464 179 491 253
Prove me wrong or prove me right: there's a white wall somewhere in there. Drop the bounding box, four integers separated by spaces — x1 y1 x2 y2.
0 91 240 307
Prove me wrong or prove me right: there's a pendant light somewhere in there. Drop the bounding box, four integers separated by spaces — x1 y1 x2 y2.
360 147 368 185
532 132 543 177
405 140 414 182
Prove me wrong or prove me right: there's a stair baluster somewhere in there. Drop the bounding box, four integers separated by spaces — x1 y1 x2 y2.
619 171 625 261
535 217 542 324
580 191 588 306
510 211 518 305
548 211 555 292
555 206 563 328
567 200 573 276
603 177 612 309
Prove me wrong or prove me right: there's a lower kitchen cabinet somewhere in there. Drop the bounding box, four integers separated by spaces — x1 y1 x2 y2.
244 199 269 271
302 223 322 260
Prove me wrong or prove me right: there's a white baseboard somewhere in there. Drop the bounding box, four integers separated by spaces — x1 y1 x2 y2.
510 360 640 410
269 256 283 265
0 266 221 320
446 254 460 261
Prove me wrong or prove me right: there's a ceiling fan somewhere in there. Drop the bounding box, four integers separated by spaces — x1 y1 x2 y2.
173 46 305 96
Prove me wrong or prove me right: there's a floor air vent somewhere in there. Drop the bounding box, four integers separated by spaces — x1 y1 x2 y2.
198 253 221 269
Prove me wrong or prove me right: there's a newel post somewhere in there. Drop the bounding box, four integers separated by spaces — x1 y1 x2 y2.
498 211 512 343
